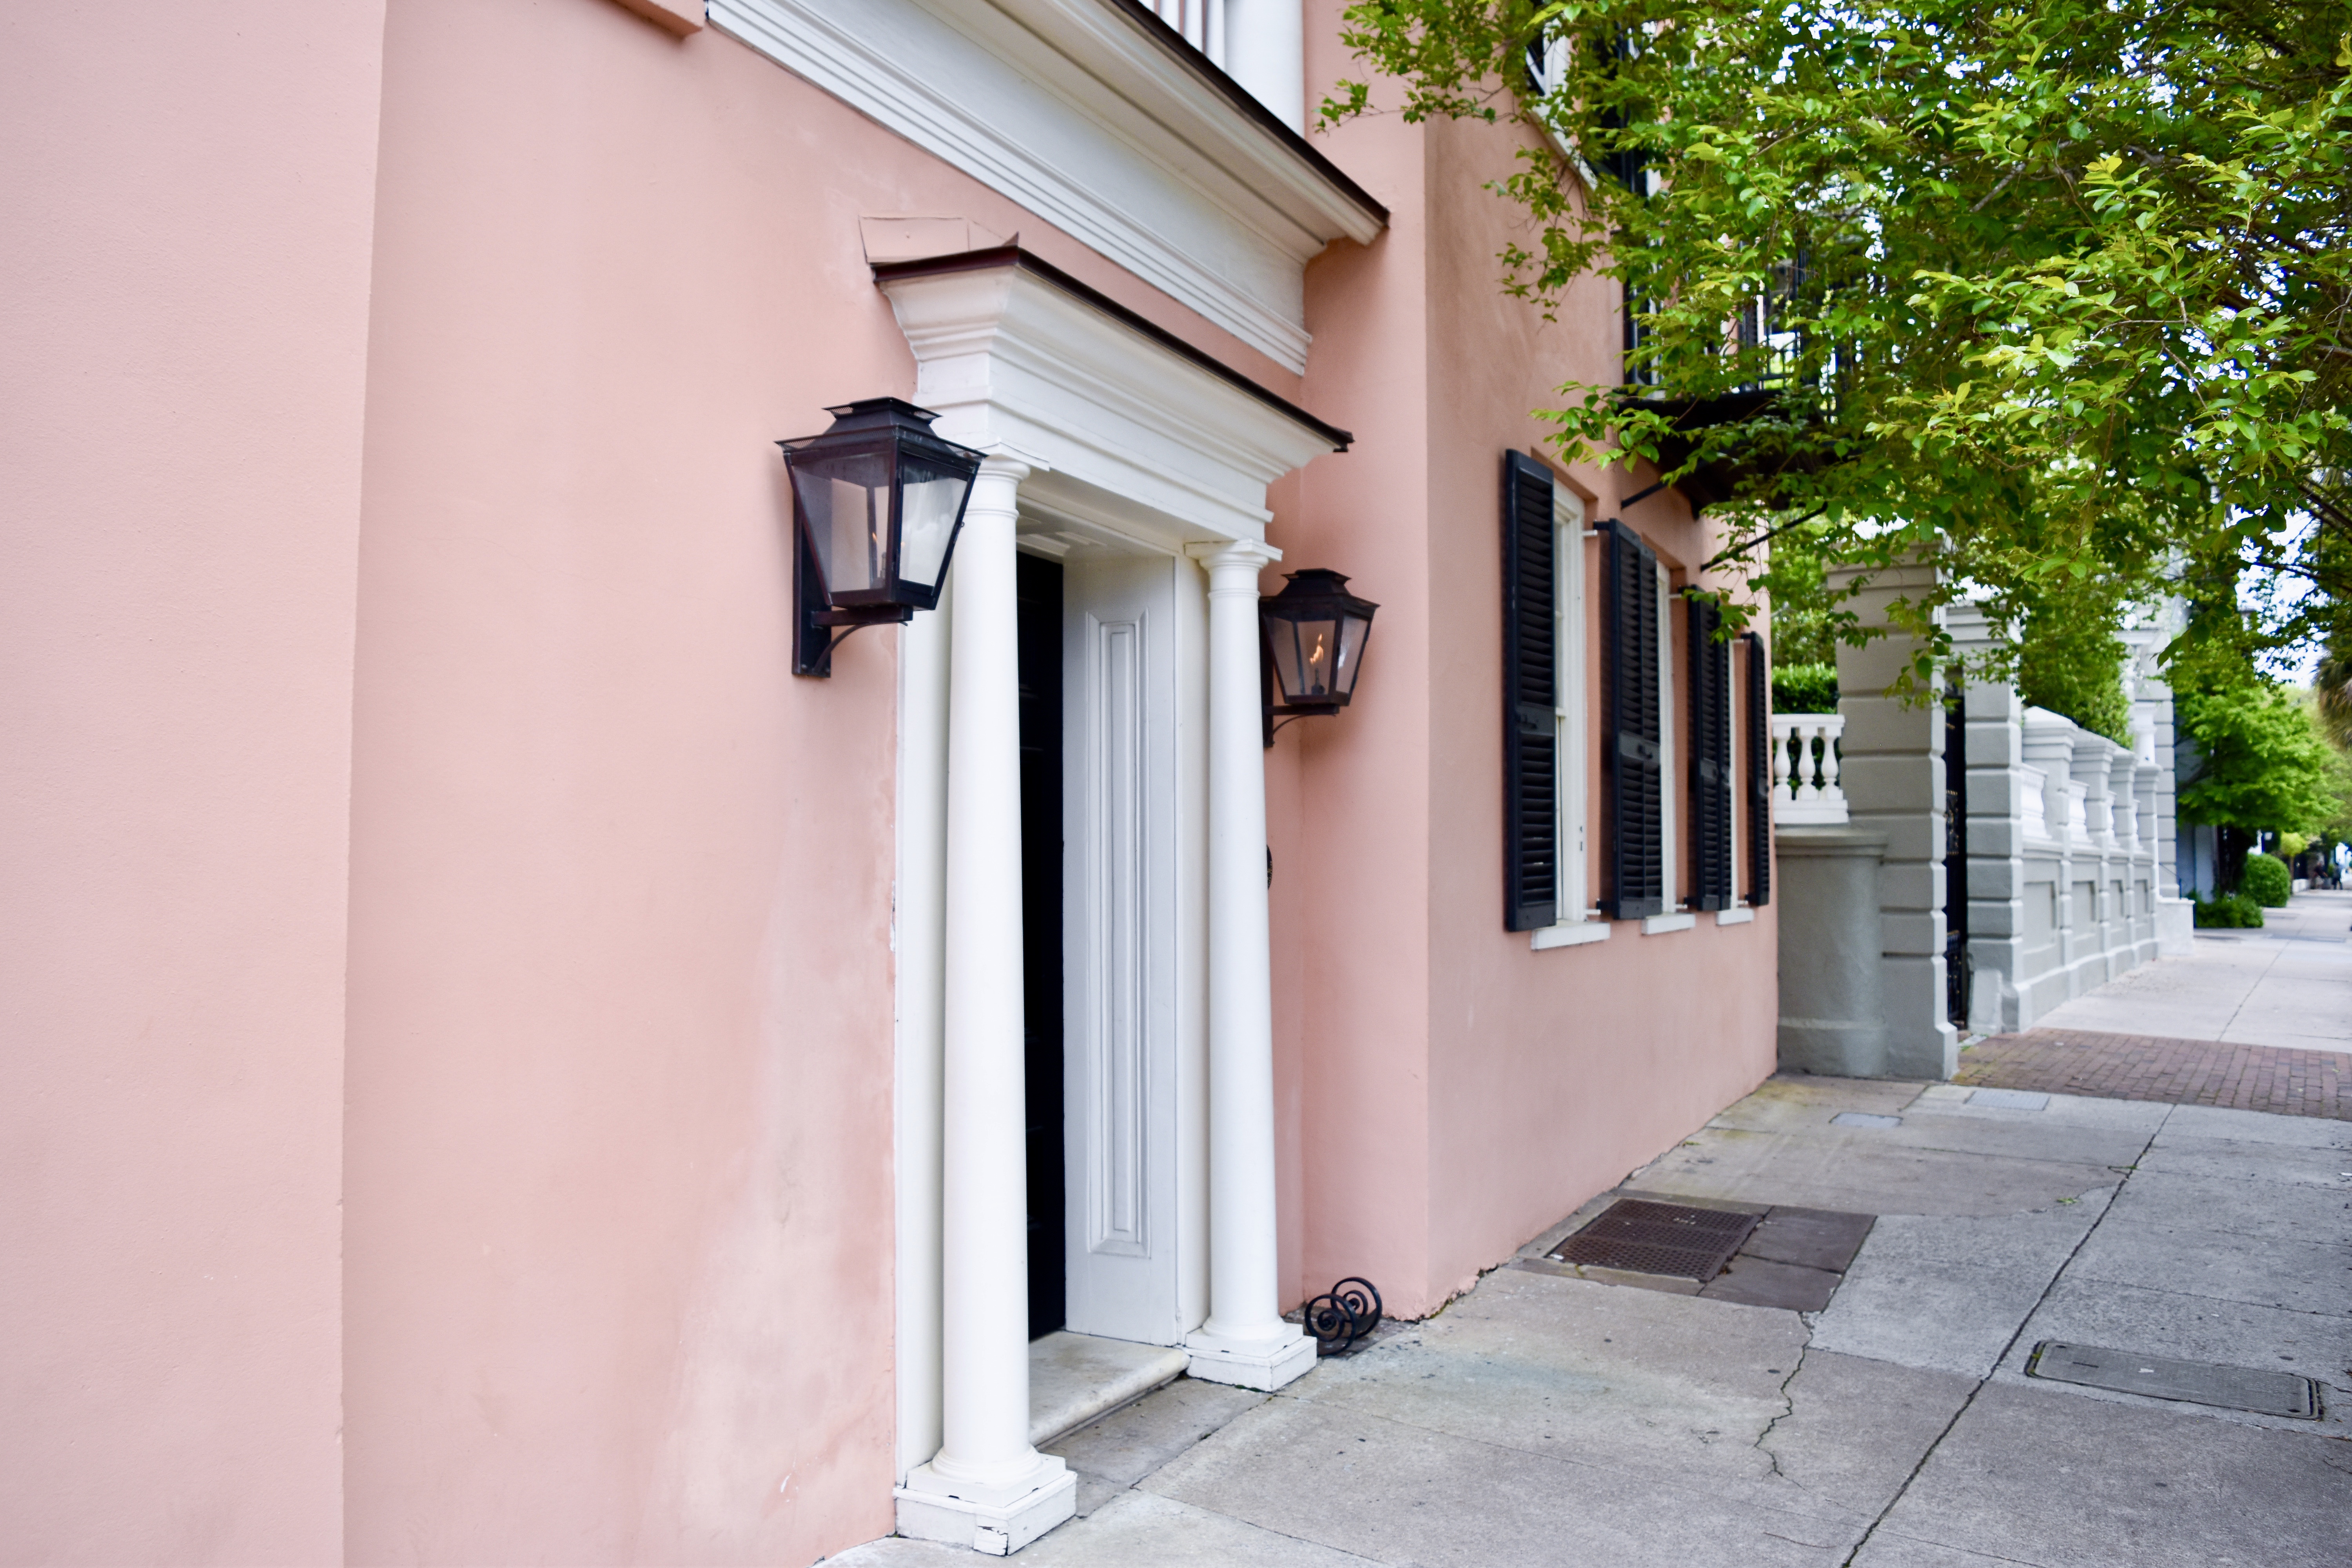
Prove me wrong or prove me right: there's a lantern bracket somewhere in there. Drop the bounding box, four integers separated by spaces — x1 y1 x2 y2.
794 526 913 676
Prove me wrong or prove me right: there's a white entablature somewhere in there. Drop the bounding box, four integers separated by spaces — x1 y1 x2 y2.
874 249 1350 549
711 0 1386 373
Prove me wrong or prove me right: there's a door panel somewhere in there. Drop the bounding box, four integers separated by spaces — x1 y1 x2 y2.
1061 555 1183 1344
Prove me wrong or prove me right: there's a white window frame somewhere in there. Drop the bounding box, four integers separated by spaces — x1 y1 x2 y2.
1531 489 1608 949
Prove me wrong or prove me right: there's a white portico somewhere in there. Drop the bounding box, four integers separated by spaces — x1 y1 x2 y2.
879 248 1345 1553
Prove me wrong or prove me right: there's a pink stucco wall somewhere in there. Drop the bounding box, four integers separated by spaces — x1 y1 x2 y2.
5 1 1779 1558
1278 9 1779 1317
0 5 384 1561
342 3 1304 1563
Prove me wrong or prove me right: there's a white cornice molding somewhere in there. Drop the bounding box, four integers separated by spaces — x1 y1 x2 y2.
709 0 1386 373
877 256 1343 546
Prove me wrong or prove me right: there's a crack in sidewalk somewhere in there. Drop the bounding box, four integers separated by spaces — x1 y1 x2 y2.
1753 1342 1810 1481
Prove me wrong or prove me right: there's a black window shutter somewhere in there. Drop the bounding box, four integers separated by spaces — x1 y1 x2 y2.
1688 595 1734 910
1501 453 1559 930
1601 520 1663 918
1744 632 1771 906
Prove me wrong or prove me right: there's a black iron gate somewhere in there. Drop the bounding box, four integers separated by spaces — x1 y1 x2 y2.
1944 686 1972 1027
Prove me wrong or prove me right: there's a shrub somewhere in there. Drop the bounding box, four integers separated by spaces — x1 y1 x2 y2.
2239 853 2292 908
2193 892 2266 928
1772 662 1839 714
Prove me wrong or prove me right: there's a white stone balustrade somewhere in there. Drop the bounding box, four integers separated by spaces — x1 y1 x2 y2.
2109 749 2141 851
1771 713 1848 826
2018 763 2049 840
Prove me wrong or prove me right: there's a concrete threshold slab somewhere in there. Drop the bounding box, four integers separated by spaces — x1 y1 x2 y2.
1029 1331 1191 1449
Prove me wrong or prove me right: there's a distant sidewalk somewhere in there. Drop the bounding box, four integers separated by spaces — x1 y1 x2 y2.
1956 1029 2348 1120
1954 887 2352 1119
2019 887 2352 1055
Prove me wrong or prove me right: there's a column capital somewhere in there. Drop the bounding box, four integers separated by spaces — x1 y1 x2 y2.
1185 537 1282 577
971 452 1034 488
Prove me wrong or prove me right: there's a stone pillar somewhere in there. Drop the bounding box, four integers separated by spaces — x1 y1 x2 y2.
2133 759 2163 960
1776 827 1891 1074
897 457 1078 1555
2124 613 2193 951
1181 540 1314 1393
1830 561 1958 1079
2021 709 2083 996
1947 601 2024 1035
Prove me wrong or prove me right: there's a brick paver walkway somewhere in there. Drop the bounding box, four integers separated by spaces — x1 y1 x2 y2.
1955 1027 2349 1120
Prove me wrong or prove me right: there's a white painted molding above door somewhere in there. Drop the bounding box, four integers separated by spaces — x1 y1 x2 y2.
709 0 1385 372
874 249 1349 548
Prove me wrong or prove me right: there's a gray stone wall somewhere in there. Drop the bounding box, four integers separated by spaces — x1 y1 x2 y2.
1779 578 2181 1074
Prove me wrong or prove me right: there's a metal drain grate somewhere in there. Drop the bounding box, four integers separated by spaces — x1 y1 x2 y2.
2026 1341 2321 1419
1553 1199 1761 1281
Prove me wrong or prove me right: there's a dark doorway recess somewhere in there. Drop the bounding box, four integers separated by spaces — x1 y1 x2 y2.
1944 689 1972 1027
1016 552 1067 1341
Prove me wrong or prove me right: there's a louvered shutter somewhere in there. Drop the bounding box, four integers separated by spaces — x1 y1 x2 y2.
1688 595 1734 910
1501 453 1559 930
1601 521 1663 917
1744 632 1771 905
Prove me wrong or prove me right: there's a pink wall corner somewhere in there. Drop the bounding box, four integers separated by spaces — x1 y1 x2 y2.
0 3 385 1561
1282 28 1441 1317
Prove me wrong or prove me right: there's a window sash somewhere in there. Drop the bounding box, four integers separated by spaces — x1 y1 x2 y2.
1553 488 1589 925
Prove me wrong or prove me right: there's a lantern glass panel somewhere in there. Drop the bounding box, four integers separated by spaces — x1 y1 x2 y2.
1332 610 1370 700
896 454 969 598
791 439 894 603
1274 616 1343 702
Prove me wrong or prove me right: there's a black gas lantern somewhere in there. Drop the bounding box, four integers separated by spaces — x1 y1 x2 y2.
1260 568 1378 745
779 397 985 676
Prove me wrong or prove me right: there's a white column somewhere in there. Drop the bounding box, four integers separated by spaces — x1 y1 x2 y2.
893 576 950 1484
1222 0 1304 130
897 457 1076 1556
1182 539 1314 1392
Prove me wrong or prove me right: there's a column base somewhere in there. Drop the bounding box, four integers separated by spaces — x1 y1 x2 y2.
896 1457 1075 1556
1184 1325 1316 1391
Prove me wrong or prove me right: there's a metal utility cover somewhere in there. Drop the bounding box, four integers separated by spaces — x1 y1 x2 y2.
2026 1341 2321 1419
1554 1199 1760 1281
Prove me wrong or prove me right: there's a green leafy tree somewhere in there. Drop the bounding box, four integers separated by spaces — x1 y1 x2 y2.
2014 584 2134 744
1324 0 2352 673
2176 669 2337 886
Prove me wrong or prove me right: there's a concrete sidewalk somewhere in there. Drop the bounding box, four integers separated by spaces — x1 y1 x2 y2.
2033 888 2352 1055
836 1075 2352 1567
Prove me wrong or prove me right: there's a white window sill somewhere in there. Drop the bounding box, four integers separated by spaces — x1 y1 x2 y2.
1531 920 1612 950
1713 907 1756 926
1640 912 1696 935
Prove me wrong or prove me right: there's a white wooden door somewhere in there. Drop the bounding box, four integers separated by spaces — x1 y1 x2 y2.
1058 553 1186 1343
